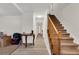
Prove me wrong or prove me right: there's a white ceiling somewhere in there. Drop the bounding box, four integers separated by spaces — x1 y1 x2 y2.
0 3 52 16
17 3 51 12
0 3 22 16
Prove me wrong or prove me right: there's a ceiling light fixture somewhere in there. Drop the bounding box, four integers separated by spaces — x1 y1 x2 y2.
37 15 43 18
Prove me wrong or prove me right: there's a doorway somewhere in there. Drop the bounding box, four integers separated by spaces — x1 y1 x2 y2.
36 22 43 36
35 17 44 38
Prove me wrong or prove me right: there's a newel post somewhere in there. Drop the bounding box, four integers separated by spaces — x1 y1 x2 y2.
58 31 62 55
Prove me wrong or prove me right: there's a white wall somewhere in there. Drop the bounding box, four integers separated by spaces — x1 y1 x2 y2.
53 3 79 44
21 13 33 33
62 4 79 44
0 13 33 43
43 11 51 54
20 13 33 43
33 13 38 39
0 16 21 36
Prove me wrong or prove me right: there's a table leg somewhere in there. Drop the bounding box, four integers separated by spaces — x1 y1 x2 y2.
33 34 35 45
25 36 27 47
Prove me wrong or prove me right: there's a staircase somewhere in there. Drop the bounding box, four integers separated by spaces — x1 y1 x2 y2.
48 15 79 55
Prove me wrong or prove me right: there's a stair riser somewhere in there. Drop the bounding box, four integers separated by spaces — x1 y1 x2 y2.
61 35 70 37
59 31 67 33
61 40 73 43
61 45 78 47
53 34 70 37
56 25 63 27
58 29 66 31
56 26 64 28
51 19 60 23
60 53 79 55
52 21 60 24
62 33 68 35
61 46 78 50
57 28 64 30
57 27 64 29
55 24 62 26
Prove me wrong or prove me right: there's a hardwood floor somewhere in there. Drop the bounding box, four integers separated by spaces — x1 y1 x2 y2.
0 45 19 55
11 34 49 55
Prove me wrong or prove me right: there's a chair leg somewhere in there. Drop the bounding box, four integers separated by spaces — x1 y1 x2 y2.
33 34 35 45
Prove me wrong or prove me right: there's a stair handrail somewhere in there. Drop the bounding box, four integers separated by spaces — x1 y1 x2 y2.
48 17 59 34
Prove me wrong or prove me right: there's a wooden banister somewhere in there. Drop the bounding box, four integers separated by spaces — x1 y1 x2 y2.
48 17 59 34
48 15 61 55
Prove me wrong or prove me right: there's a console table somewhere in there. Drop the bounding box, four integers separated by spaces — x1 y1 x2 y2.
22 33 35 47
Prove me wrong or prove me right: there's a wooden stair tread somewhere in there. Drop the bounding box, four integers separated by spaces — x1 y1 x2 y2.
52 37 73 40
52 36 72 39
61 43 78 46
58 29 66 31
61 33 70 35
61 49 79 55
57 28 64 30
61 37 73 39
56 26 64 28
55 24 62 26
61 37 74 43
